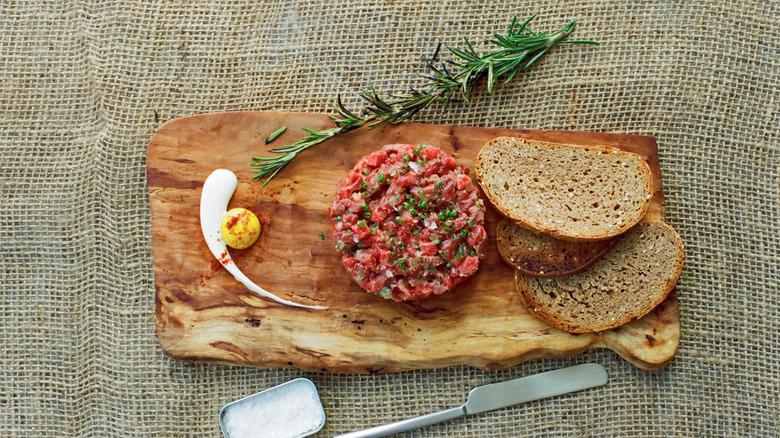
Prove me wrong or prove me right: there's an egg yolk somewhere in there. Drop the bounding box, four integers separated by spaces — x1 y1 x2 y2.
220 208 261 249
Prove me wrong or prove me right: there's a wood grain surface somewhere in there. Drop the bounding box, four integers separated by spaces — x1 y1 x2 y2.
147 111 679 373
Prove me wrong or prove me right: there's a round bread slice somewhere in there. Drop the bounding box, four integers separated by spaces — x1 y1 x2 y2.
475 137 653 241
515 221 684 333
496 218 618 277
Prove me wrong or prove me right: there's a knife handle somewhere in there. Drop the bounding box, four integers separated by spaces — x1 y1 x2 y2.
334 406 466 438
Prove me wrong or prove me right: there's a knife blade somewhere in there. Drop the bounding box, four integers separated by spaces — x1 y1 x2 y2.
464 362 607 414
334 363 607 438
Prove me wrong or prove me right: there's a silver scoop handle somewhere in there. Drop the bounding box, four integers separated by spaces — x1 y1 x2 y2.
333 406 466 438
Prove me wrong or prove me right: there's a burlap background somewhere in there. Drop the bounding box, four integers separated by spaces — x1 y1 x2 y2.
1 0 778 436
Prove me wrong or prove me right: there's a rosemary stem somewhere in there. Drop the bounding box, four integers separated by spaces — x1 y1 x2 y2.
251 15 598 186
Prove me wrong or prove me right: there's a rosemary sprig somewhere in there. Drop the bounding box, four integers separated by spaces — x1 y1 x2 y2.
251 14 598 185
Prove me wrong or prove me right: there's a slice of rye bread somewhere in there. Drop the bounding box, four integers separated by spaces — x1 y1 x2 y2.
475 137 654 241
496 218 618 277
515 221 684 333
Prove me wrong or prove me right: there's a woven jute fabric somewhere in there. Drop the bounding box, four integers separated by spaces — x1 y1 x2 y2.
1 0 778 436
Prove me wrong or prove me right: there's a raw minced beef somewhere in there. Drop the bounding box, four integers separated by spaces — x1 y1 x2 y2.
329 144 487 302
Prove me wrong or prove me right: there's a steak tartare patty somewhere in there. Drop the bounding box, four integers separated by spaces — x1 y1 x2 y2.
329 144 487 301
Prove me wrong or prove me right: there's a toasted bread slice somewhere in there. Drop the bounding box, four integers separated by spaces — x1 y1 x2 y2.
475 137 653 241
515 221 684 333
496 218 617 277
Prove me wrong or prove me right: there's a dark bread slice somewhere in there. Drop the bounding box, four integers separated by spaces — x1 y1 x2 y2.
515 221 684 333
475 137 653 241
496 218 617 277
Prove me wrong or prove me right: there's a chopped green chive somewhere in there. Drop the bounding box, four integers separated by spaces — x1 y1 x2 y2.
396 217 405 225
364 212 371 219
361 192 369 198
370 228 377 235
435 180 443 189
403 155 410 163
364 169 369 176
398 243 405 249
467 220 473 227
361 182 368 189
335 216 342 221
433 238 440 245
357 221 367 227
459 230 467 237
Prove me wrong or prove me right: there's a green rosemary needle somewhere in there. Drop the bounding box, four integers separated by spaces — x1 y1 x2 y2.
251 14 598 186
265 126 287 144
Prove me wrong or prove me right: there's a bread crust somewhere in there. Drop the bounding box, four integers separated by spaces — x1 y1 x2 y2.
476 137 653 241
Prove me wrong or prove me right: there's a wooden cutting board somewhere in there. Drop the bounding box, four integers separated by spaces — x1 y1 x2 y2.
147 111 679 373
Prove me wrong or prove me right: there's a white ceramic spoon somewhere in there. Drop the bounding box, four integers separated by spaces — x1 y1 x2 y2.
200 169 327 310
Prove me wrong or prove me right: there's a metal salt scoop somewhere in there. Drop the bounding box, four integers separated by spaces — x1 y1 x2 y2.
219 378 326 438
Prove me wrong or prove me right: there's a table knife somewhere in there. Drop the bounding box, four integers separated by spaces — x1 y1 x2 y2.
334 363 608 438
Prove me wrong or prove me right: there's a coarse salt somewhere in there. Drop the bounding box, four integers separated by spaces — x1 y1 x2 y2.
220 379 325 438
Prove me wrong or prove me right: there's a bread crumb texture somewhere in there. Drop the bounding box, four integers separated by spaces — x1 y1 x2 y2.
496 218 617 276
